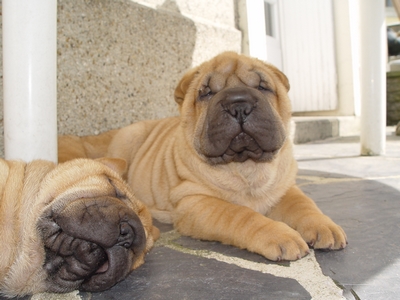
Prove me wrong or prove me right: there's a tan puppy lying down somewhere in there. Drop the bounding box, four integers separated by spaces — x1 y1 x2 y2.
0 158 158 297
59 52 347 262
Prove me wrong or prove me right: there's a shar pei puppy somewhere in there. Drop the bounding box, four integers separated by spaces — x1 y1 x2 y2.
59 51 347 262
0 158 158 297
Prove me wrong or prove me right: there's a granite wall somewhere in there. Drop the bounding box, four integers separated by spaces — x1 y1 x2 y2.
387 71 400 126
0 0 241 156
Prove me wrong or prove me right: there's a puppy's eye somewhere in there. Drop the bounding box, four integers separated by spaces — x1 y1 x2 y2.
257 83 272 93
199 86 212 98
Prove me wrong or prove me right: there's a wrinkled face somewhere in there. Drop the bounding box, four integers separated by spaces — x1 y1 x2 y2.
38 163 156 294
175 52 292 165
41 196 147 293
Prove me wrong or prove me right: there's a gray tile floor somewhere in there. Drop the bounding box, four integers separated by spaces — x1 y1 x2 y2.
2 129 400 300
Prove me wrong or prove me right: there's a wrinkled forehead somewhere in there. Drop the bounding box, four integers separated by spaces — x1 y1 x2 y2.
197 56 274 91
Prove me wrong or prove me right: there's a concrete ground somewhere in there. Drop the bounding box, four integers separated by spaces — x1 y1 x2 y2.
2 127 399 300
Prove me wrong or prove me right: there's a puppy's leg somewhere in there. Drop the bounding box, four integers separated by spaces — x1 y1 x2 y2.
58 129 119 163
268 185 347 250
173 195 309 261
57 135 88 162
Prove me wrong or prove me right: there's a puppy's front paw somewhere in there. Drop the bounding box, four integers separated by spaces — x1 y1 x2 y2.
38 196 146 293
295 214 347 250
253 221 310 261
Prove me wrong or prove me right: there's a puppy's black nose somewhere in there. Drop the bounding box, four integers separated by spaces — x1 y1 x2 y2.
117 215 146 253
118 222 135 249
227 101 253 123
221 87 257 123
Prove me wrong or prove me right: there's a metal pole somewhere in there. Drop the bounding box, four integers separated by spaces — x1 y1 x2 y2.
359 0 386 156
3 0 57 162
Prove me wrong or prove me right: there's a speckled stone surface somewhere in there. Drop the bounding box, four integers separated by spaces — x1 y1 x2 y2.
56 0 240 136
0 0 241 156
136 0 236 27
387 71 400 125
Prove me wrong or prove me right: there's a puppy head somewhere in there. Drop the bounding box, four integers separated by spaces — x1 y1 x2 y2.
174 52 292 165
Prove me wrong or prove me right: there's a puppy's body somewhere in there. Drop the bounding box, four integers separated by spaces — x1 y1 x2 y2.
106 116 296 221
0 158 157 297
60 52 347 261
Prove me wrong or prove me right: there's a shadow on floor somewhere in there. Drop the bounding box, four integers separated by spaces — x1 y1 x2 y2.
298 169 400 300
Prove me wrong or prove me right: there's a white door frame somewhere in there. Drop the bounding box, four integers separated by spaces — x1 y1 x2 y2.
238 0 283 70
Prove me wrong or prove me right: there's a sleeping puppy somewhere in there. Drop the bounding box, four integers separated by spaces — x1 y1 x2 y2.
0 158 158 297
58 52 347 262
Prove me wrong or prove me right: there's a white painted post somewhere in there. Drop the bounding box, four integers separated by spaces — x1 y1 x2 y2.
359 0 386 156
3 0 57 163
238 0 268 61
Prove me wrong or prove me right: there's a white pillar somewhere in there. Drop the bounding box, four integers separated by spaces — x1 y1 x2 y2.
359 0 386 156
238 0 268 61
3 0 57 163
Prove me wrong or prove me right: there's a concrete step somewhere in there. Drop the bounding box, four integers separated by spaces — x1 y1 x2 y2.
291 116 360 144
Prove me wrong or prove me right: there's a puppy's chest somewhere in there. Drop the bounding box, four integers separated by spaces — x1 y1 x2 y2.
210 168 283 214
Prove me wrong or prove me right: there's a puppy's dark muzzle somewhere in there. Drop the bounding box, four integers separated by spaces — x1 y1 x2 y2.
39 196 146 293
199 86 286 164
220 87 257 124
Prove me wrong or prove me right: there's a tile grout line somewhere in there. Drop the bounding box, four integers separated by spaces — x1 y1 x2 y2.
30 290 82 300
297 175 400 187
157 230 345 300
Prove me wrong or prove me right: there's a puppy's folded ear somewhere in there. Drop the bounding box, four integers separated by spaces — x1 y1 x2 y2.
265 63 290 91
95 157 127 176
174 66 200 106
